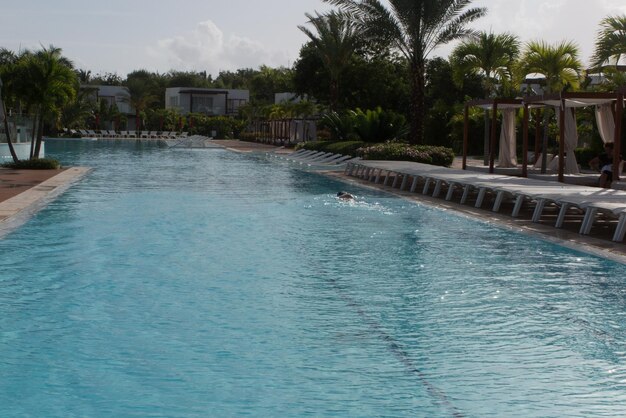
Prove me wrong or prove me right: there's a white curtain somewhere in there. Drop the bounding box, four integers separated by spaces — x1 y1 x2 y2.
497 108 517 167
595 103 614 144
555 108 580 174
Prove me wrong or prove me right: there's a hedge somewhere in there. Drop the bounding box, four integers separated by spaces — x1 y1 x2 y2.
2 158 61 169
295 141 366 156
357 142 455 167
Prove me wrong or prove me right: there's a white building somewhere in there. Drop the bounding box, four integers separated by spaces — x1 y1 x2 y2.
90 85 133 115
165 88 249 116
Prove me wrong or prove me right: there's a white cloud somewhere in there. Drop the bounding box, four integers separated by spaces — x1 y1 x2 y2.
147 20 289 76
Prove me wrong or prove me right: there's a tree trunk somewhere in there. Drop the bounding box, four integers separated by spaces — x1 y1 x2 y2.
33 113 45 158
408 62 425 145
329 78 338 112
483 110 490 165
1 101 19 163
541 108 550 174
29 111 38 160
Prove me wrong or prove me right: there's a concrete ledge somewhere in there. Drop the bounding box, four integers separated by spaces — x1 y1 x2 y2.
0 167 91 238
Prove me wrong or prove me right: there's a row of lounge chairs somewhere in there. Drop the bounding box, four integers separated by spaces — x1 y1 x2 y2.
346 160 626 242
75 129 189 139
269 149 360 168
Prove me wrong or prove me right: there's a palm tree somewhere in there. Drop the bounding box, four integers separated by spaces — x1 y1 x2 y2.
519 40 582 172
125 79 157 131
59 87 97 131
298 11 359 111
12 45 77 158
0 49 20 162
591 14 626 69
324 0 486 144
451 31 520 164
451 31 520 96
520 40 582 93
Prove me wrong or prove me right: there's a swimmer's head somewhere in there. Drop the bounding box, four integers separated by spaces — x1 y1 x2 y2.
337 191 354 200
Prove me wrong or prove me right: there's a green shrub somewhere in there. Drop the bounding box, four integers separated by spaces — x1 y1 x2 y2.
2 158 61 169
351 107 408 143
318 112 356 141
357 142 455 167
295 140 366 156
574 147 600 169
187 113 247 139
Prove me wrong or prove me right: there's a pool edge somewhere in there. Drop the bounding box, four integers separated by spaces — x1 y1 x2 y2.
0 167 92 238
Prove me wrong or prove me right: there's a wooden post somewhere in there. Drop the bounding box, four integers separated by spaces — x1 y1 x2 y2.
489 102 498 173
522 104 529 177
534 108 541 161
558 102 565 183
462 104 469 170
615 93 624 182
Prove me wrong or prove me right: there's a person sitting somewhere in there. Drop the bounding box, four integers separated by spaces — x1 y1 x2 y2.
336 191 355 200
590 142 620 188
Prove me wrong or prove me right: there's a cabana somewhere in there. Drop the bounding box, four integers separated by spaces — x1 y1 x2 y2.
462 92 624 183
522 92 621 182
462 98 524 174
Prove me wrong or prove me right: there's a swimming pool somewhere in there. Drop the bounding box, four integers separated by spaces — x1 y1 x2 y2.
1 140 626 417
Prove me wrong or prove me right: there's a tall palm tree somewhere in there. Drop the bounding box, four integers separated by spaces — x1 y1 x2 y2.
520 40 582 93
324 0 486 144
125 79 157 131
451 31 520 96
12 45 77 158
0 49 20 162
298 11 359 111
519 40 582 172
451 31 520 164
591 14 626 69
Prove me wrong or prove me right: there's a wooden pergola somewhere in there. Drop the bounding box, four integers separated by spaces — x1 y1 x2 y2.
523 92 621 182
462 98 524 174
462 92 624 183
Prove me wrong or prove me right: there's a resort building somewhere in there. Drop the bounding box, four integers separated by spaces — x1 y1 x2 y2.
165 88 249 116
82 85 137 130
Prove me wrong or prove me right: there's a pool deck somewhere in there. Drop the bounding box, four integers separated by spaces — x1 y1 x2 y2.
0 166 91 237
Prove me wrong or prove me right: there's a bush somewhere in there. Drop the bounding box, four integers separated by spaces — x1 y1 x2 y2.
319 108 408 143
357 142 455 167
187 113 247 139
575 147 600 169
351 107 408 143
295 140 366 156
2 158 61 169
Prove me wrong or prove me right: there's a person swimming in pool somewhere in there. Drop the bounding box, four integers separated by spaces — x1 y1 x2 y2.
336 191 355 200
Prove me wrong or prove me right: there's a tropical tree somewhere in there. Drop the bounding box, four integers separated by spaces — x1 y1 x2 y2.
0 48 20 162
298 11 360 111
12 45 77 158
519 40 582 93
451 31 520 96
324 0 486 144
125 71 158 131
59 88 97 131
519 40 582 171
451 31 520 163
591 14 626 69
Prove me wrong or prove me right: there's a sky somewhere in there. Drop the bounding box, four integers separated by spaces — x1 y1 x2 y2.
1 0 626 78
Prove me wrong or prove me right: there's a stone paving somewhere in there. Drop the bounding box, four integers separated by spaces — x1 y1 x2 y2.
0 167 91 235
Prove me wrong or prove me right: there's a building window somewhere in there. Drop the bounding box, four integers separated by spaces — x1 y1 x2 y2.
193 96 214 114
169 96 179 108
227 99 247 114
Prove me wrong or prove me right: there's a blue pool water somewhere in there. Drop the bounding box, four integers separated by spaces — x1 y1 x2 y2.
1 140 626 417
